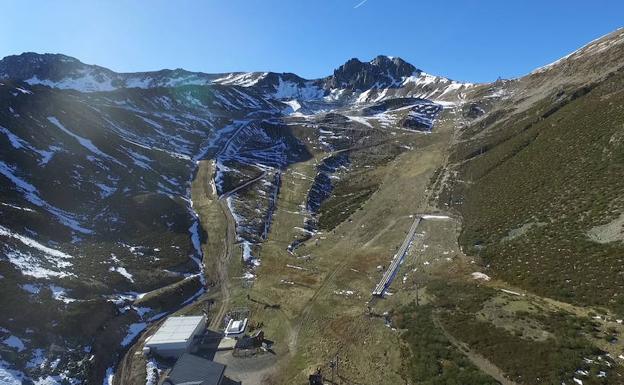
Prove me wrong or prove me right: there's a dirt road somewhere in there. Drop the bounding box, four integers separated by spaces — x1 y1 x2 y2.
432 314 518 385
209 198 236 330
113 159 236 385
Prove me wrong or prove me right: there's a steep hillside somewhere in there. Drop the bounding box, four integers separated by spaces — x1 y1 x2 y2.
0 79 286 383
443 28 624 314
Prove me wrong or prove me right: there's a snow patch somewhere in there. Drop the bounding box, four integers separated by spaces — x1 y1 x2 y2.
145 359 160 385
283 99 302 113
102 367 115 385
109 266 134 282
471 272 491 281
273 78 324 100
0 360 26 385
47 117 118 164
121 323 147 347
2 335 25 352
26 72 115 93
421 214 450 220
213 72 268 87
0 225 75 278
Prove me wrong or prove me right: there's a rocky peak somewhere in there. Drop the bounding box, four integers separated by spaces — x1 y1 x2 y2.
370 55 415 74
323 55 419 91
0 52 112 82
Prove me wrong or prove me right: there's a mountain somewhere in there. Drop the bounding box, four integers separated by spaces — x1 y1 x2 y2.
0 52 472 103
1 27 624 385
0 51 455 384
322 55 417 90
0 52 223 91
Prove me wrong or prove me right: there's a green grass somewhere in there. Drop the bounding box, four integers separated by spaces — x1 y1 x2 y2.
449 69 624 316
318 182 378 230
393 303 499 385
424 280 623 385
317 140 415 230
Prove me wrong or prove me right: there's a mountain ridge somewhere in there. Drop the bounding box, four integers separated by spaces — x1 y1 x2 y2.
4 25 624 97
0 52 469 101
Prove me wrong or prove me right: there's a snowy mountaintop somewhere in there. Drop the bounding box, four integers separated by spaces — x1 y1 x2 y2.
0 53 464 101
0 52 223 92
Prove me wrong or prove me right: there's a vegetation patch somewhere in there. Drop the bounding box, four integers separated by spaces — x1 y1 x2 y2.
450 71 624 315
393 303 499 385
425 280 623 385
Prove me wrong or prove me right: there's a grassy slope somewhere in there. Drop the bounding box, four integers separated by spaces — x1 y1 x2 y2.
173 94 624 385
452 68 624 315
244 110 462 384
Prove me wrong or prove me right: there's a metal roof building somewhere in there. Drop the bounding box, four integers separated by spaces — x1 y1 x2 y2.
145 315 206 358
163 353 226 385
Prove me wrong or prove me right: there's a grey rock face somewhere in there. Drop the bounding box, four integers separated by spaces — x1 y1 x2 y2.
323 55 419 91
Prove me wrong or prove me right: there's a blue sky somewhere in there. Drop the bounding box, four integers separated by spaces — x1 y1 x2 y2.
1 0 622 82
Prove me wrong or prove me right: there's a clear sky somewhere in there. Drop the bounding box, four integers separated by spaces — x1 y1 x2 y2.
1 0 622 83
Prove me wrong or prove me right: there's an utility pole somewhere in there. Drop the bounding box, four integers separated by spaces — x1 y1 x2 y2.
412 276 419 306
329 353 340 384
416 282 419 306
336 354 339 385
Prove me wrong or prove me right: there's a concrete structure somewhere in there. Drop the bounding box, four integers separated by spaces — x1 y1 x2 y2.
145 315 206 358
224 317 247 338
163 353 225 385
372 216 422 297
216 337 237 351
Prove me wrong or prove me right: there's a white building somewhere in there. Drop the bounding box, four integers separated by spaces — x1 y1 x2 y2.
224 318 247 339
144 315 206 358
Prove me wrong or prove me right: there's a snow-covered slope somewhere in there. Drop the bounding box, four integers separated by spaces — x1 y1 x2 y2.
0 77 286 384
0 53 226 92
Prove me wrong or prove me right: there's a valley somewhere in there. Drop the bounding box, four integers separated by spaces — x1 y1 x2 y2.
1 28 624 385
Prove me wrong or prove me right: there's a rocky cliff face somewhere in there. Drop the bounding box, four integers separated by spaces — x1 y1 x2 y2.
322 55 418 90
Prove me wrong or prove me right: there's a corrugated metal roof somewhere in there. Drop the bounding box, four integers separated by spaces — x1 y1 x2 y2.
147 316 204 345
167 353 225 385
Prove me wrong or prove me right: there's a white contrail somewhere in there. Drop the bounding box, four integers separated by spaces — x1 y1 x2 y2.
354 0 368 8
